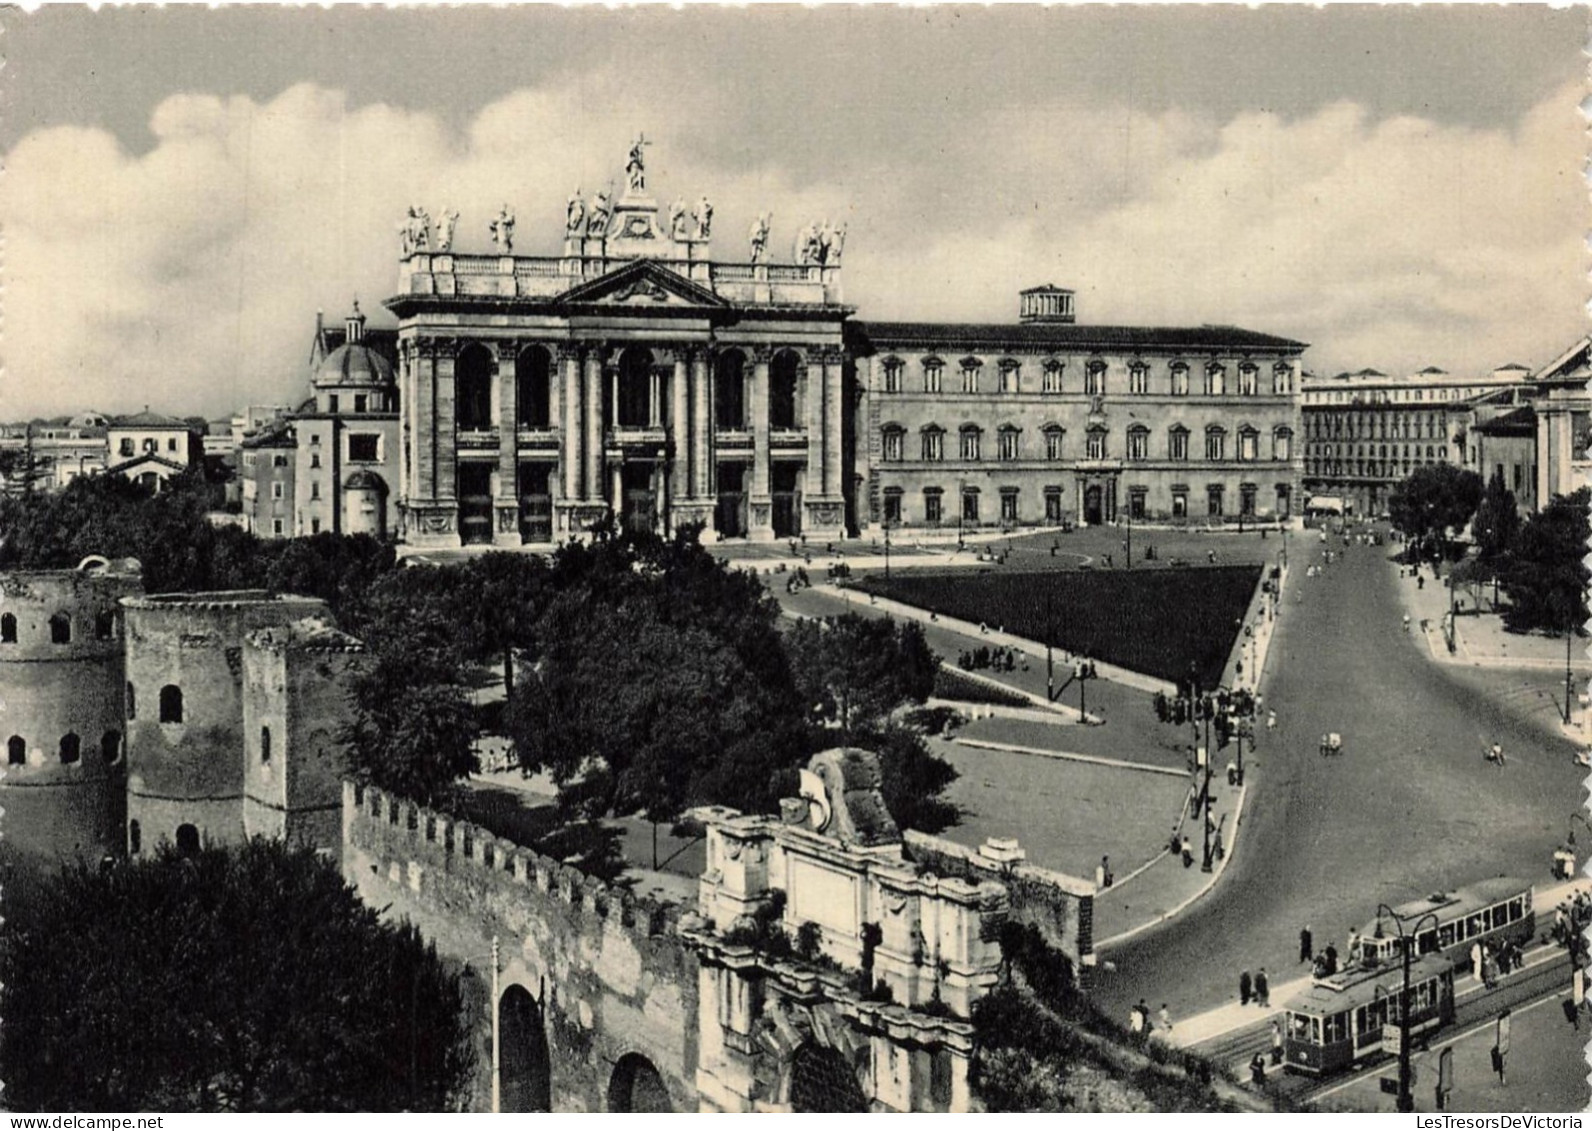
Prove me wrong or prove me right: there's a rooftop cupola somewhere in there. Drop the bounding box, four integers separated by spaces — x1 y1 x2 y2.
345 300 366 345
1020 285 1076 324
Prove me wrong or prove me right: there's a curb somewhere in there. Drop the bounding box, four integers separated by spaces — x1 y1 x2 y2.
953 736 1186 777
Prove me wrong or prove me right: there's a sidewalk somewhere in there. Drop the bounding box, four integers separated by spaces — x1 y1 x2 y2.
1392 557 1592 672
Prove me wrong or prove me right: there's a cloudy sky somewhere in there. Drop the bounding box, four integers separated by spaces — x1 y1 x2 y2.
1 6 1586 420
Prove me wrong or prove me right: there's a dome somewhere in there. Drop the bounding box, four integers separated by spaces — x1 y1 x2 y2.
313 301 394 390
314 343 394 389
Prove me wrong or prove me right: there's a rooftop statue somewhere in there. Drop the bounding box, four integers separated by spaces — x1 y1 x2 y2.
694 195 714 240
626 133 650 193
588 189 612 237
821 221 846 265
749 211 772 263
796 222 821 266
489 204 515 253
399 206 431 257
434 207 459 253
566 188 585 237
669 198 690 240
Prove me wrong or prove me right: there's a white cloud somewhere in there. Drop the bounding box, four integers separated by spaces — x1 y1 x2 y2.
0 77 1583 420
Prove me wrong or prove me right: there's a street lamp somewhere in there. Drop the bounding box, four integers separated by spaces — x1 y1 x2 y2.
883 517 892 580
1198 739 1214 873
1373 905 1440 1113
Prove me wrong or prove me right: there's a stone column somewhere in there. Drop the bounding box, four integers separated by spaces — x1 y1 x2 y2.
692 350 712 498
414 342 435 500
650 367 664 429
584 350 604 504
434 345 457 502
750 349 773 540
610 460 623 514
824 349 844 499
804 355 823 503
494 343 520 546
671 352 690 502
561 347 582 500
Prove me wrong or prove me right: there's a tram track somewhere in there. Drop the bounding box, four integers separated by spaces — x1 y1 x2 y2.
1189 949 1574 1109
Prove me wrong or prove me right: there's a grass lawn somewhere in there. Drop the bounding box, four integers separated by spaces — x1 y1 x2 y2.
857 565 1260 688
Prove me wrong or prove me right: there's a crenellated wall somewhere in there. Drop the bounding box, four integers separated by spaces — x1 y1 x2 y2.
342 783 700 1114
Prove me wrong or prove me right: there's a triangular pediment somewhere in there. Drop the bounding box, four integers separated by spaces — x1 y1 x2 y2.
555 259 728 309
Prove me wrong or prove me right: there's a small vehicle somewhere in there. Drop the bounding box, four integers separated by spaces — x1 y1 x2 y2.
1319 733 1342 757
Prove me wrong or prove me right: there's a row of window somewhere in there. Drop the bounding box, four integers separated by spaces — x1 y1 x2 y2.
883 425 1293 463
6 730 121 766
1305 416 1450 440
880 357 1294 397
1307 457 1446 478
117 436 184 458
0 610 117 645
881 483 1292 524
128 820 200 856
1307 444 1449 461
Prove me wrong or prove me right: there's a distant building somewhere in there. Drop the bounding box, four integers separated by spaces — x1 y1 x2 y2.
1300 366 1535 516
105 409 202 492
1469 406 1539 513
1525 335 1592 506
240 305 401 539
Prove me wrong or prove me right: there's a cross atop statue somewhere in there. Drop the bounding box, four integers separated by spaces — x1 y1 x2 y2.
626 133 651 194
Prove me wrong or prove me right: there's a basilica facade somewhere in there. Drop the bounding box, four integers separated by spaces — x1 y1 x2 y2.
390 147 1306 547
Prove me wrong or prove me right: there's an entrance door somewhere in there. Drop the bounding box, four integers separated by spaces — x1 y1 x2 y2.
1083 484 1103 526
519 464 552 543
771 464 801 539
458 463 494 545
621 463 657 535
716 463 747 538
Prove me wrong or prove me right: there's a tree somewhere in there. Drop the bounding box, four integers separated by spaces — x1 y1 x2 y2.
0 840 471 1112
1473 470 1521 567
1501 487 1590 635
459 552 552 700
1388 464 1483 562
342 634 479 808
787 614 939 729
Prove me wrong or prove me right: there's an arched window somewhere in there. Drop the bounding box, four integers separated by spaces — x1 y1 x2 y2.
1238 426 1260 462
1169 424 1190 461
159 685 184 724
515 346 553 429
1 613 15 644
959 425 983 462
1041 360 1064 394
959 357 982 394
616 346 655 429
997 425 1021 461
128 819 142 855
920 425 945 462
1084 359 1107 396
260 725 272 765
455 344 495 431
1275 428 1294 462
7 736 25 766
1127 425 1150 461
608 1053 674 1113
770 350 800 430
1129 361 1149 395
101 730 121 765
1238 363 1259 396
1204 363 1227 397
1170 363 1190 397
1205 427 1227 462
49 612 71 645
880 356 905 394
1272 362 1292 394
59 732 81 765
175 824 200 855
716 351 748 428
94 609 116 640
1042 425 1065 461
1085 426 1107 460
922 356 944 394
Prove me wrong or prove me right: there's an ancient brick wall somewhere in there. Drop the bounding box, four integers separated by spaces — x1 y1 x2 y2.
343 783 700 1113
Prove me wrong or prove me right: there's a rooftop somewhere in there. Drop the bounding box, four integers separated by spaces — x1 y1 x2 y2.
853 321 1306 354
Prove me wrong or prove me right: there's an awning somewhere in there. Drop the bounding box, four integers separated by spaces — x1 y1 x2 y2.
1305 495 1345 514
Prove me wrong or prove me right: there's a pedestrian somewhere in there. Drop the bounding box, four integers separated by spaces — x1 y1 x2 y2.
1402 613 1410 632
1102 854 1113 888
1158 1003 1172 1034
1129 1001 1145 1039
1239 969 1253 1006
1255 968 1270 1007
1096 858 1106 889
1181 835 1194 869
1250 1053 1267 1086
1324 944 1338 976
1270 1019 1284 1065
1267 709 1277 731
1470 940 1483 981
1299 925 1313 964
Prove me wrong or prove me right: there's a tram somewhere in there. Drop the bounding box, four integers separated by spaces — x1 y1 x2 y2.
1281 955 1456 1076
1349 877 1534 969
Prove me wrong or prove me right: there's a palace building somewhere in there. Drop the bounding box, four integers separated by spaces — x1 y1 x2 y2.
389 145 1306 547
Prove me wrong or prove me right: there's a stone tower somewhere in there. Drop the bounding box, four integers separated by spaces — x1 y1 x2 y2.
121 590 328 855
0 558 144 866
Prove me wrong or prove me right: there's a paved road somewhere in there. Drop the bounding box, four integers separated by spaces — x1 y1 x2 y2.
1092 537 1586 1033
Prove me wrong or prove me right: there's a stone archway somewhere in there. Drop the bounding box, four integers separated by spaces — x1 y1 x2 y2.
607 1052 674 1112
499 984 552 1112
788 1042 868 1113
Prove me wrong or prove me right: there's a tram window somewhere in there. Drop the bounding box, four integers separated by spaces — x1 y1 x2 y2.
1438 923 1457 948
1311 1018 1321 1043
1509 896 1524 921
1290 1014 1311 1041
1417 929 1440 954
1466 914 1482 937
1323 1013 1349 1043
1482 908 1494 931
